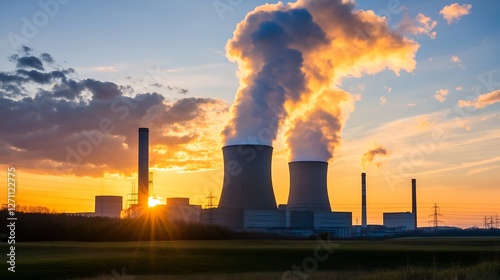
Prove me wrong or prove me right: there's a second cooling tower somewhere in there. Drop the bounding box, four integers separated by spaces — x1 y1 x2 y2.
287 161 331 212
218 145 277 210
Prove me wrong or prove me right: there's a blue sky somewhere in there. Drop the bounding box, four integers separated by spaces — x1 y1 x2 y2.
0 0 499 227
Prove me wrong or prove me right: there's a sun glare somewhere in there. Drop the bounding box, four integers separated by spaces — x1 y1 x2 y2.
148 196 162 208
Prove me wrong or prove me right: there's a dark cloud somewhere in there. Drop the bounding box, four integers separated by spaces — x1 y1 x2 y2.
16 56 45 70
0 47 228 176
40 53 54 64
22 45 32 53
82 79 122 100
166 85 189 95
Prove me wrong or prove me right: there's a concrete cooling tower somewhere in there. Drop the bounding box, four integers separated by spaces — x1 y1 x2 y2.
287 161 331 212
218 145 277 210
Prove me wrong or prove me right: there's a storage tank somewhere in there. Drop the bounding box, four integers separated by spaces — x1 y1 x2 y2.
287 161 331 212
218 145 277 210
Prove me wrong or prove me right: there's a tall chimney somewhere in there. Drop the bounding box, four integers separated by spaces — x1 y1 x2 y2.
361 173 367 228
138 128 149 208
412 178 417 229
218 145 277 210
287 161 331 212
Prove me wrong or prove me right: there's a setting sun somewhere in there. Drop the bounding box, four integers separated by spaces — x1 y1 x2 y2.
148 196 163 208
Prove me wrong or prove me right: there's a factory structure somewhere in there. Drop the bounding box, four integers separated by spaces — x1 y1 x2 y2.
93 128 420 238
201 144 352 237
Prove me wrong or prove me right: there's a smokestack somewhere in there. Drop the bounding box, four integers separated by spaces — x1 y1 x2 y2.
361 173 367 228
218 145 277 210
412 178 417 229
138 128 149 208
287 161 331 212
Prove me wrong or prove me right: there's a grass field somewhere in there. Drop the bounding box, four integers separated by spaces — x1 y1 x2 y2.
2 237 499 279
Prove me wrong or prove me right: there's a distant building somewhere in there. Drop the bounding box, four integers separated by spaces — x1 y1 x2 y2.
383 212 416 231
154 197 202 223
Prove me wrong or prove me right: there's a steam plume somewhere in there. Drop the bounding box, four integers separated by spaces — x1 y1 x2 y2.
361 146 390 170
224 0 419 161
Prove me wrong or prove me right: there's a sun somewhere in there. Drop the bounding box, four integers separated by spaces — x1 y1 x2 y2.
148 196 162 208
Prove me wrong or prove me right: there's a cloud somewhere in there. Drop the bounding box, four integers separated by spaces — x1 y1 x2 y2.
454 118 471 131
399 12 437 39
167 85 189 95
380 96 387 105
384 86 392 93
451 55 464 68
40 53 54 63
94 66 116 72
458 90 500 109
434 89 449 102
361 145 390 170
407 103 416 107
0 48 230 177
10 55 45 70
455 86 462 91
440 3 472 24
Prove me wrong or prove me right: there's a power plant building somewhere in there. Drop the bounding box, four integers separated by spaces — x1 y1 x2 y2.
383 179 418 231
95 195 122 218
118 128 421 238
383 212 415 230
202 145 353 238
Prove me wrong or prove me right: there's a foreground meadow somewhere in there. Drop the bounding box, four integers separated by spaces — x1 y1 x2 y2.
2 237 499 279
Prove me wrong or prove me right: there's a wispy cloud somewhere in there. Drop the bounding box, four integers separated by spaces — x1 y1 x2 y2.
458 90 500 109
434 89 449 102
440 3 472 24
399 12 437 39
380 96 387 105
466 165 500 176
451 55 464 69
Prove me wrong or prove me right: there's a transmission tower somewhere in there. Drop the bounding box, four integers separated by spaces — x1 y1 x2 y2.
484 215 497 229
428 203 443 230
205 191 216 224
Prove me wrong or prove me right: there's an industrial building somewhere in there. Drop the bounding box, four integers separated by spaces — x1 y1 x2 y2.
200 144 352 238
96 128 420 238
95 195 122 218
68 195 123 218
154 198 202 224
383 178 417 231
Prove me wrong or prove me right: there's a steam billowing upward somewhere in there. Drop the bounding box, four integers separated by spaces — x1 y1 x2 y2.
224 0 419 161
223 6 328 146
361 145 390 170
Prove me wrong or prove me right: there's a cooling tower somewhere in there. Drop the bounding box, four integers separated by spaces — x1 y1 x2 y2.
138 128 149 208
412 178 417 229
361 173 367 228
218 145 277 210
287 161 331 212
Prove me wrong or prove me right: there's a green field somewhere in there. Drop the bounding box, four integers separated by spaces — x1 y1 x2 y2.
2 237 500 279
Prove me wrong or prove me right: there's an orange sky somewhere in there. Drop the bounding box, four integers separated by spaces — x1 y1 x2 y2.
1 1 499 230
2 141 499 229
